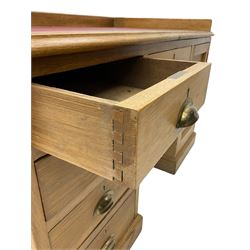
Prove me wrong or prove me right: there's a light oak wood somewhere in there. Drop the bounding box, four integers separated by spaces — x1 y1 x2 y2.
154 42 210 174
31 163 51 250
95 85 142 102
32 13 212 76
32 12 212 32
118 58 211 185
32 37 211 77
116 214 143 250
35 155 103 231
78 190 133 249
114 17 212 31
48 178 127 249
191 43 210 62
32 58 210 189
32 12 113 27
85 192 136 249
178 126 195 152
32 29 211 58
155 125 195 174
147 46 192 60
32 84 123 183
156 132 196 174
32 147 47 162
31 12 213 250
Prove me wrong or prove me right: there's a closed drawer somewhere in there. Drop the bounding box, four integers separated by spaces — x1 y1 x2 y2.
35 155 103 230
82 191 136 250
32 57 211 188
191 43 210 62
48 177 127 249
147 46 192 60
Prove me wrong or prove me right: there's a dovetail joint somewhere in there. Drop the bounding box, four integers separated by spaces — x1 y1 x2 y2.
112 109 125 182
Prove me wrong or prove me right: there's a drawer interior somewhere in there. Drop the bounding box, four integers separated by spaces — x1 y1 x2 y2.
33 57 195 102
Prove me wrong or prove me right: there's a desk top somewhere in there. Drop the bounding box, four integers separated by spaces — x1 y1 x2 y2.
31 12 213 76
32 26 212 57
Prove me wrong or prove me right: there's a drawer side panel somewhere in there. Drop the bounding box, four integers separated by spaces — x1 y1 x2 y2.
32 84 122 182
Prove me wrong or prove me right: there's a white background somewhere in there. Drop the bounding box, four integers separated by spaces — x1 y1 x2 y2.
1 0 250 249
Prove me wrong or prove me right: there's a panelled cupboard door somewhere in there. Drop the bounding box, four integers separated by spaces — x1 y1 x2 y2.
32 57 211 189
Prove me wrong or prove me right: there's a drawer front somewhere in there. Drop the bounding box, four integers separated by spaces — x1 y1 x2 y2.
191 43 210 62
49 179 127 249
35 155 102 230
83 191 136 250
119 58 211 185
32 57 211 188
148 46 192 60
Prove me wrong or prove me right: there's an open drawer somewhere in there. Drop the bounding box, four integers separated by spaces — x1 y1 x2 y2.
32 57 211 189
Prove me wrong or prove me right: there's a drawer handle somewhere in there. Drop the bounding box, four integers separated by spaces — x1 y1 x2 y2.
176 97 199 128
101 236 116 250
94 190 114 215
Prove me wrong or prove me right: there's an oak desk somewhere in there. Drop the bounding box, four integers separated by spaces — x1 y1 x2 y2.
32 12 212 250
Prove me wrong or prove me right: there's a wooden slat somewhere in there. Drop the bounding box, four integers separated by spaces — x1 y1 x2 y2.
32 12 212 31
32 12 113 27
114 17 212 31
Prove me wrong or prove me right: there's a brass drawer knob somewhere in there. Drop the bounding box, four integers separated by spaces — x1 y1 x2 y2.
176 97 199 128
94 190 114 215
101 236 116 250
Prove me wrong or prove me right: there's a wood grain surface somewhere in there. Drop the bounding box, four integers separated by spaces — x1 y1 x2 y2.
119 58 211 185
32 57 210 188
156 132 196 174
32 29 212 58
31 163 50 250
114 17 212 31
49 182 127 249
85 192 136 249
32 12 212 32
32 37 211 77
32 12 113 27
116 214 143 249
35 155 103 231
